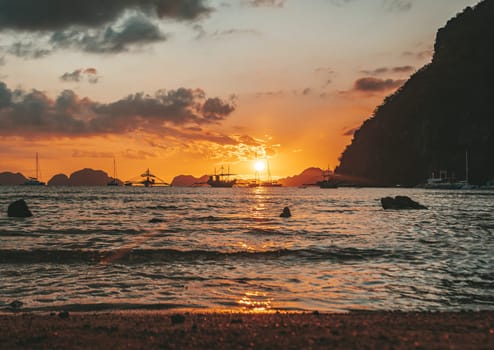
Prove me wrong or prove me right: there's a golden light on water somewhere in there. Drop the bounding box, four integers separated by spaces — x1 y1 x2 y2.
238 291 273 312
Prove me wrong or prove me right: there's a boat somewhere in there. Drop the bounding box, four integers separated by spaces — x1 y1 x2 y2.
125 169 169 187
422 151 475 189
260 160 282 187
22 152 46 186
207 166 236 187
316 167 338 189
107 158 121 186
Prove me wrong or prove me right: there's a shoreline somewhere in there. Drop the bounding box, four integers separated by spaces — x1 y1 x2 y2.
1 310 493 349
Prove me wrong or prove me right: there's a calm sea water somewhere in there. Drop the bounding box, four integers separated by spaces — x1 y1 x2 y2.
0 186 493 313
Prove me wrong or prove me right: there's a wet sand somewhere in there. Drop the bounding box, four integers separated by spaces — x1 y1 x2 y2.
0 311 493 349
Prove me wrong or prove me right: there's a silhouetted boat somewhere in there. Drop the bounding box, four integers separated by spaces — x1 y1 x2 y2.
207 166 236 187
107 158 121 186
422 151 475 189
125 169 170 187
22 152 46 186
317 167 338 189
261 160 282 187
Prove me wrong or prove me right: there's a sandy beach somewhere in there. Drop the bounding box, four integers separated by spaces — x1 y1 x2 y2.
0 310 493 349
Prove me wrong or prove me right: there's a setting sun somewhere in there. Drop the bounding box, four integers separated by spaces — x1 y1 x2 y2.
254 160 266 172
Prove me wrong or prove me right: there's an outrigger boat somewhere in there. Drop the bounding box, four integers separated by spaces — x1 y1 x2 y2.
207 166 236 187
124 169 169 187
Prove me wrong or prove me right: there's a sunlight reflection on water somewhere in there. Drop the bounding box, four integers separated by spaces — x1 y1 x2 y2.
0 186 493 312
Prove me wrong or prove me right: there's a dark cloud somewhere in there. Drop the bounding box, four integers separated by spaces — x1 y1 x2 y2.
383 0 412 12
211 28 261 37
361 65 415 75
60 68 100 84
354 77 405 92
0 0 211 32
392 65 414 74
245 0 286 7
6 42 51 59
50 15 167 54
0 81 235 137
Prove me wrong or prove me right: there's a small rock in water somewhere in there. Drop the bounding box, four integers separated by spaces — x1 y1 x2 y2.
171 313 185 324
58 310 70 319
381 196 427 210
8 300 23 310
7 199 33 218
149 217 165 223
280 206 291 218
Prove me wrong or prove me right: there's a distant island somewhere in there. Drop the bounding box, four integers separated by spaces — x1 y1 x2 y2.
336 0 494 186
0 167 327 187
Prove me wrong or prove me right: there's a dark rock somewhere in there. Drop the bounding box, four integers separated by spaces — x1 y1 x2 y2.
280 206 291 218
58 310 70 319
8 300 23 310
7 199 33 217
171 314 185 324
149 218 165 223
381 196 427 210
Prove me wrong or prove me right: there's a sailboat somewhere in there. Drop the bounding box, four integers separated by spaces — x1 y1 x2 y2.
207 166 236 187
107 158 121 186
22 152 46 186
261 160 282 187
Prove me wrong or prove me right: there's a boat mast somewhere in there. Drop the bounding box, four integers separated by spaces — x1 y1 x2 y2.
36 152 39 180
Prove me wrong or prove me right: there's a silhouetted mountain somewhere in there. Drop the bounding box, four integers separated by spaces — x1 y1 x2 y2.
278 167 323 187
47 174 70 186
171 174 209 186
0 172 27 185
69 168 113 186
336 0 494 186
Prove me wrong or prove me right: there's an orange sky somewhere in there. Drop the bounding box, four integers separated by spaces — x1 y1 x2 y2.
0 0 480 182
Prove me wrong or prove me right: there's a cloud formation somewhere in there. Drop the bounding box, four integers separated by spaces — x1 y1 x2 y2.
0 1 211 57
0 0 211 32
60 68 100 84
0 81 235 137
49 15 167 54
353 77 405 92
361 65 415 75
383 0 413 12
245 0 286 7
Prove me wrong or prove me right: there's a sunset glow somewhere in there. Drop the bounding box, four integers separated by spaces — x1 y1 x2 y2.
254 160 266 172
0 0 478 182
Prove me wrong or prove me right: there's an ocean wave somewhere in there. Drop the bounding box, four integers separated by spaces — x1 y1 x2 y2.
0 246 395 264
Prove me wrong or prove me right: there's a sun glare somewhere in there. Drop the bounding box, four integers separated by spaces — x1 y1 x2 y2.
254 160 266 172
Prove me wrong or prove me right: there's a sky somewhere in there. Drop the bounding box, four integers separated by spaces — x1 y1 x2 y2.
0 0 481 182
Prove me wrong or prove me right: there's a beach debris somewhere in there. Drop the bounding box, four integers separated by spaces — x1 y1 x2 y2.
58 310 70 319
280 206 292 218
8 300 23 311
381 196 427 210
7 199 33 217
171 314 185 324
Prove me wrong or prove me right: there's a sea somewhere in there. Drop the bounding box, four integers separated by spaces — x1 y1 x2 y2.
1 186 493 313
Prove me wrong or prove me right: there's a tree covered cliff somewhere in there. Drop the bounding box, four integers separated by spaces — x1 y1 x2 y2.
336 0 494 186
